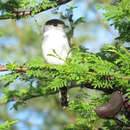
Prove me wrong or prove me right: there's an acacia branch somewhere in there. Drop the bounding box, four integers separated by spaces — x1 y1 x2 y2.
0 66 28 72
0 0 72 20
0 82 116 105
0 65 130 80
0 65 129 95
0 83 114 104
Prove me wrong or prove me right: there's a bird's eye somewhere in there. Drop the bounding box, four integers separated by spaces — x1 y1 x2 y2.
53 23 57 26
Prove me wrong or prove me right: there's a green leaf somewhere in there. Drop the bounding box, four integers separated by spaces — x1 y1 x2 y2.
0 32 3 37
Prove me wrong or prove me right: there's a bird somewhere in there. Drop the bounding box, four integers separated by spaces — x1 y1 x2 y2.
42 19 71 107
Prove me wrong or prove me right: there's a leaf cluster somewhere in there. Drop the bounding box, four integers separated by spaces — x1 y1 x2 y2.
0 46 129 108
0 120 18 130
0 0 57 18
97 0 130 42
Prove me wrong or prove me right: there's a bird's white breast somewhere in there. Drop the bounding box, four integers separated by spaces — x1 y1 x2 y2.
42 26 71 64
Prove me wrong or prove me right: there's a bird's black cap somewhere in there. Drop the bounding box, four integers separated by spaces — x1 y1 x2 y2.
45 19 65 26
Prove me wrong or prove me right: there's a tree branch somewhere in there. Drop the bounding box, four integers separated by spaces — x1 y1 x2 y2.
0 65 28 72
0 65 130 80
1 83 117 104
0 0 72 20
0 64 129 96
0 83 80 105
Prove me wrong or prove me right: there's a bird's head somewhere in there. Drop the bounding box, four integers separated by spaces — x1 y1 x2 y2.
43 19 66 32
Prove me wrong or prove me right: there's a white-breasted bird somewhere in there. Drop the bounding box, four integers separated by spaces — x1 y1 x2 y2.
42 19 71 107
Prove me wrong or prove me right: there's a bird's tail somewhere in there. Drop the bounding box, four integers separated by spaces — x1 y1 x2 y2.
59 86 69 108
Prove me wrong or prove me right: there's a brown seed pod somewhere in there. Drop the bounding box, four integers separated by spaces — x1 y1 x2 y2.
95 91 123 118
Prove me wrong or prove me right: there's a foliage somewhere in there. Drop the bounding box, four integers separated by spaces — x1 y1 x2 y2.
0 0 129 129
0 0 57 18
97 0 130 42
0 45 129 128
0 120 18 130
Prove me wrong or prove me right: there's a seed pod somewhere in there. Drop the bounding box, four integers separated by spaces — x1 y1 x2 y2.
95 92 123 118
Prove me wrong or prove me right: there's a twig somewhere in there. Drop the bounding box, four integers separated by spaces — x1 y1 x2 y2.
0 66 28 72
113 117 130 128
